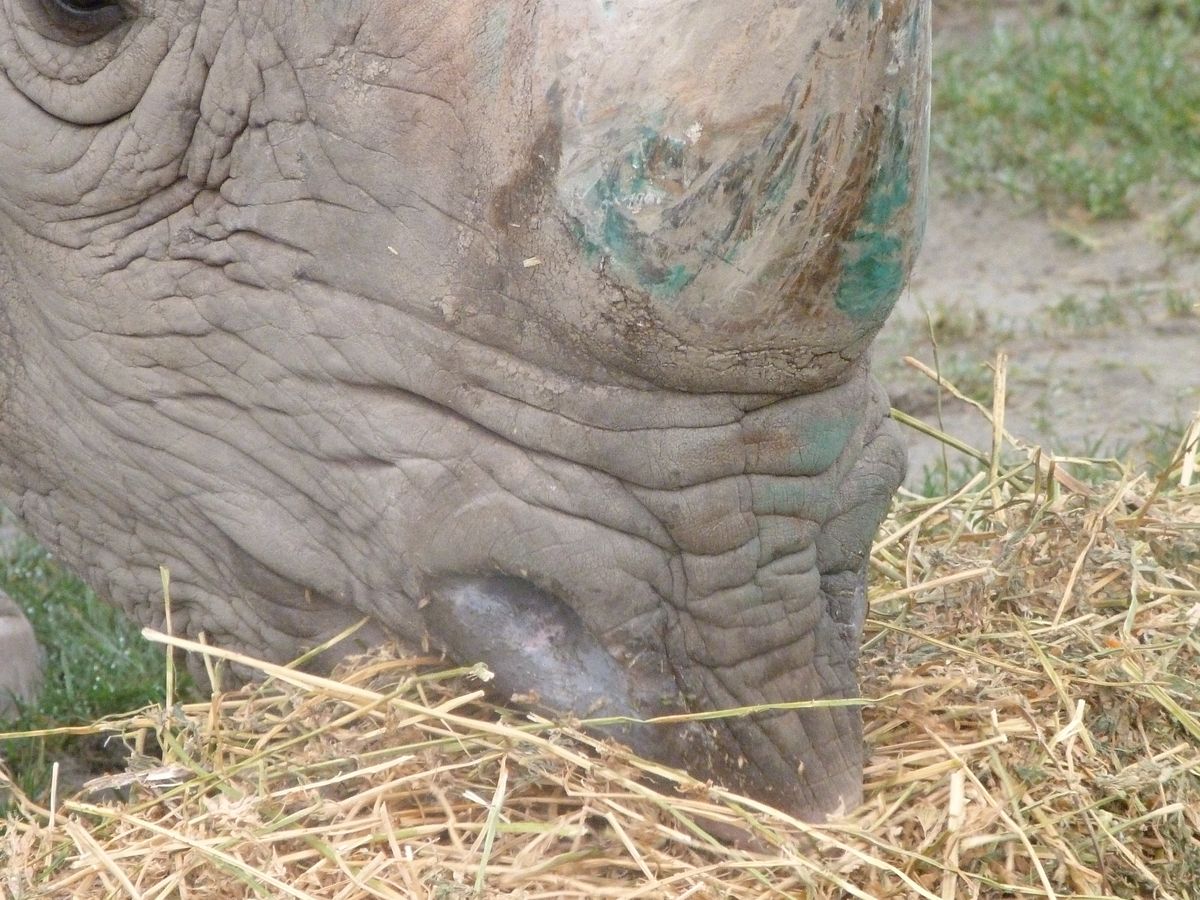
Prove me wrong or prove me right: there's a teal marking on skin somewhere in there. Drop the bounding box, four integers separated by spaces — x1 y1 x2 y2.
861 149 911 229
570 221 601 262
752 478 834 520
836 234 905 320
908 2 925 52
759 147 799 217
793 417 855 476
835 93 916 320
599 186 647 278
837 0 882 17
656 264 694 296
574 129 698 297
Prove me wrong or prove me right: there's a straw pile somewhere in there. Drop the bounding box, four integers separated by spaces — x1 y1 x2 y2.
3 357 1199 899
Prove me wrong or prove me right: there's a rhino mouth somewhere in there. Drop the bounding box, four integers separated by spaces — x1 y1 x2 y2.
419 560 874 821
387 362 907 822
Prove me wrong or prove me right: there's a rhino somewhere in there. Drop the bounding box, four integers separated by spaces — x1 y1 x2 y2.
0 0 929 820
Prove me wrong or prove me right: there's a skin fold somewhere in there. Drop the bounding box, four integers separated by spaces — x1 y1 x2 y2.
0 0 928 819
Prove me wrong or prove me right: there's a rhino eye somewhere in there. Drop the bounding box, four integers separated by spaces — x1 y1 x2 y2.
37 0 126 41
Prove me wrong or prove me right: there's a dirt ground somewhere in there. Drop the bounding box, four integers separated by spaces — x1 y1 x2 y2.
879 1 1200 488
879 185 1200 488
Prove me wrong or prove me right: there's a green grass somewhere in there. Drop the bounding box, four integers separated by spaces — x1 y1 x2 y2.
1 540 175 805
934 0 1200 219
1043 290 1131 334
1164 288 1199 318
915 455 989 498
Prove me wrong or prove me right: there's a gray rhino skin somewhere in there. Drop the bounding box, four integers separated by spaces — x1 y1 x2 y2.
0 0 929 820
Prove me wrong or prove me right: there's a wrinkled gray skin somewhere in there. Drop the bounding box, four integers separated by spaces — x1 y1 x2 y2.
0 0 929 819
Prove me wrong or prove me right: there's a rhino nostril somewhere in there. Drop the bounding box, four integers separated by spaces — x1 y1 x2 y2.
421 574 651 737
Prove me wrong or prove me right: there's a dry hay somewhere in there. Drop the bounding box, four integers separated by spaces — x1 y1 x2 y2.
2 359 1199 899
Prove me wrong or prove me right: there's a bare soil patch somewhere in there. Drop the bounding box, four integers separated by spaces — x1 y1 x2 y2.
881 176 1200 490
886 0 1200 488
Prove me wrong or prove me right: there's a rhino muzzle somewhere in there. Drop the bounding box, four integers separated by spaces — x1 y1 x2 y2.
0 0 928 821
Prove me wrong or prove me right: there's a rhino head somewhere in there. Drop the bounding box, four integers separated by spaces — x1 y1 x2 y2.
0 0 928 820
